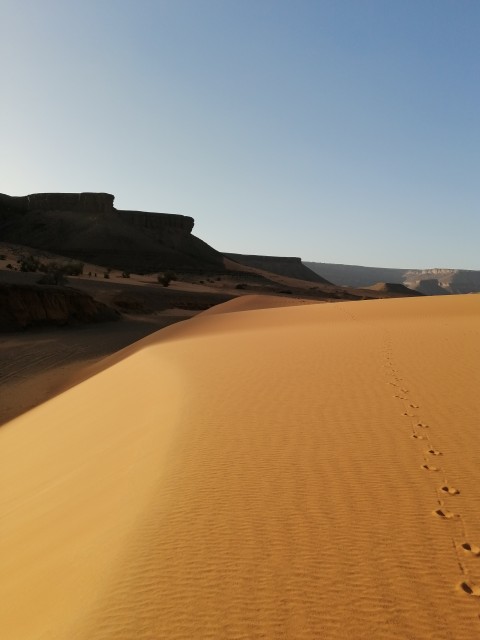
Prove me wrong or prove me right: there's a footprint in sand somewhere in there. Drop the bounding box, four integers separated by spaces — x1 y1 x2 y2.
459 581 480 596
433 508 458 519
426 449 442 456
417 422 429 428
412 434 427 440
422 464 440 472
394 395 407 400
460 543 480 556
403 412 415 417
410 404 419 409
441 486 460 495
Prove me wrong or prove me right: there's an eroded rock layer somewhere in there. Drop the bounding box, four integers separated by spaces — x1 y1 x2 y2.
0 283 119 330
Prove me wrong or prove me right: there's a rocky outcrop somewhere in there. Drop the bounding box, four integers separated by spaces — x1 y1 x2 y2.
224 253 330 284
410 279 449 295
0 283 119 331
0 192 223 273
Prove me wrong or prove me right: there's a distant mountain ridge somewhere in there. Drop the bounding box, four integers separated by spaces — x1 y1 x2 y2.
304 262 480 295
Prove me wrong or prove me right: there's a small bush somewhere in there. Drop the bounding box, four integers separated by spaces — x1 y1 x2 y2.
164 270 178 281
6 263 13 270
157 273 172 287
60 260 84 276
0 254 6 260
121 271 130 278
19 254 41 272
235 283 248 290
37 270 67 286
104 272 110 279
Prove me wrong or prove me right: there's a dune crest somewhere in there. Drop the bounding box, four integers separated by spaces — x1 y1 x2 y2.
1 295 480 639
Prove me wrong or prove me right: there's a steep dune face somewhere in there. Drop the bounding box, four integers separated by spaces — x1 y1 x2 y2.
1 295 480 639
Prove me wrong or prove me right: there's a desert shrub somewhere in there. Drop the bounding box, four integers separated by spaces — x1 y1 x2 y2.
19 254 42 272
164 270 178 281
41 261 60 274
157 273 172 287
60 260 84 276
0 254 6 260
37 270 67 285
6 263 13 270
121 271 130 278
235 283 248 290
104 272 110 279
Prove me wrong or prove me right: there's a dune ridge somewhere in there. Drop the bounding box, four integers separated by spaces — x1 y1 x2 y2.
1 294 479 639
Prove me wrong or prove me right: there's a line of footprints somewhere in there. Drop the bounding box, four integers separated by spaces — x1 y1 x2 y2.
383 340 480 599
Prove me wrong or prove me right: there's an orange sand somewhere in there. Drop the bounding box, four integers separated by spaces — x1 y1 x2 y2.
1 294 479 639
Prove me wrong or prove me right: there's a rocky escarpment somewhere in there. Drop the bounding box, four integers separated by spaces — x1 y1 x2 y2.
305 262 480 295
0 282 119 331
117 210 194 235
0 192 114 214
408 279 449 295
0 192 223 273
224 253 331 284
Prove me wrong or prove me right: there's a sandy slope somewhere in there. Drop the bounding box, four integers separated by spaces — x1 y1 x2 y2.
0 314 193 426
1 294 479 639
201 293 318 315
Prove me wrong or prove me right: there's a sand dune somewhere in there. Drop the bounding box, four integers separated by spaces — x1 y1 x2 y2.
1 294 479 639
201 293 318 315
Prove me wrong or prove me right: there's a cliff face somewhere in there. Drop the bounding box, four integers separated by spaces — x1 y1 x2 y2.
411 279 450 296
0 283 119 331
116 210 196 252
117 210 194 234
0 192 223 273
0 192 114 214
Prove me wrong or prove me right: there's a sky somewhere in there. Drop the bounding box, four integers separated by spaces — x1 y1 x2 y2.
1 0 479 269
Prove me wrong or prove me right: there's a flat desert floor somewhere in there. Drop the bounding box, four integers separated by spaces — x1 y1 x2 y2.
1 294 479 639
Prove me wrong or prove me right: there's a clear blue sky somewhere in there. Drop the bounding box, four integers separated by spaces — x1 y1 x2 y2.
1 0 478 269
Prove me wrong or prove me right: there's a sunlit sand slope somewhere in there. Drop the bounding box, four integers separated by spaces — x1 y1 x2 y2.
1 295 479 639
